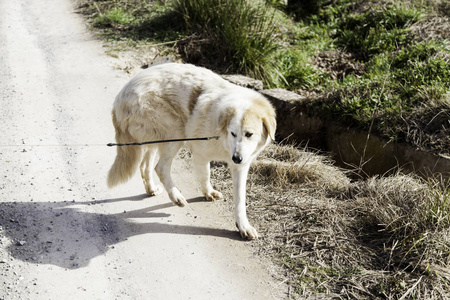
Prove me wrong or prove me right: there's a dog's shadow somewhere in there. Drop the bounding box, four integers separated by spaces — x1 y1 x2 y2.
0 195 241 269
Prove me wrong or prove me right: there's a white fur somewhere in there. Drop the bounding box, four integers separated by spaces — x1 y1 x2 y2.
107 63 276 240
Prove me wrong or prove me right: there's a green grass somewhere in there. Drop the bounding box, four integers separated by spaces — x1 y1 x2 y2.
284 1 449 151
174 0 281 86
87 0 183 43
276 48 324 90
335 6 422 60
312 39 450 145
93 7 135 27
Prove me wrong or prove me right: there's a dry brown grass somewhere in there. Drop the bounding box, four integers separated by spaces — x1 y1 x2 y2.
251 144 350 193
210 143 450 299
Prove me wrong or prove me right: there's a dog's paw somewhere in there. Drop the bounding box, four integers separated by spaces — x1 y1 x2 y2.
236 222 259 240
169 188 188 207
205 190 223 201
145 184 163 196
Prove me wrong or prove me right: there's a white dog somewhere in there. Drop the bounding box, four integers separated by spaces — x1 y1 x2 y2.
107 63 276 239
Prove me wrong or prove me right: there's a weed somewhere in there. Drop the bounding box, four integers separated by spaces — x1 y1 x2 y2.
276 48 325 90
392 42 450 103
335 6 422 60
174 0 281 86
87 0 183 43
93 7 135 28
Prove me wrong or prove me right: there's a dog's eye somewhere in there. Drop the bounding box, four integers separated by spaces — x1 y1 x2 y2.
245 132 253 138
231 132 237 138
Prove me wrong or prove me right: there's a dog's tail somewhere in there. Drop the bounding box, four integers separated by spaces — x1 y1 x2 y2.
107 110 141 188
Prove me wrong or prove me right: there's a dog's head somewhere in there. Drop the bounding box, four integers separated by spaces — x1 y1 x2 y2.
217 95 276 165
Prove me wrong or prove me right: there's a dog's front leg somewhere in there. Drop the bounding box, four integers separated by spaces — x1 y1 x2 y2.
231 164 258 240
192 156 223 201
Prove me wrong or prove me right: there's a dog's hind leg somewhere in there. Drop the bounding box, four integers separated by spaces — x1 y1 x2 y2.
155 142 188 207
140 146 163 196
192 156 223 201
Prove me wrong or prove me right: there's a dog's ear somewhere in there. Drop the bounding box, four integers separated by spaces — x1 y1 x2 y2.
251 96 276 141
262 111 276 141
216 107 236 136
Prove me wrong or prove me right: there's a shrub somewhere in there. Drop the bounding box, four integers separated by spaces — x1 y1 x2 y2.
174 0 281 86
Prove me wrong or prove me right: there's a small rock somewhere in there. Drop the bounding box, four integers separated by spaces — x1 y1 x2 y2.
16 241 26 246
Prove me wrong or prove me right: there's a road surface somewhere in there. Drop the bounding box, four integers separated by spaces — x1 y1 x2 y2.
0 0 285 299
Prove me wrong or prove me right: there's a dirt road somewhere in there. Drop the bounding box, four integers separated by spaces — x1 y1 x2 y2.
0 0 285 299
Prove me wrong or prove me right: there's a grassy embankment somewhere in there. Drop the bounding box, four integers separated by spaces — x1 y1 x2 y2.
79 0 449 154
78 0 450 298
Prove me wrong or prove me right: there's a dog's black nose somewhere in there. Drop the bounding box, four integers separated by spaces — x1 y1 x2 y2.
232 155 243 164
